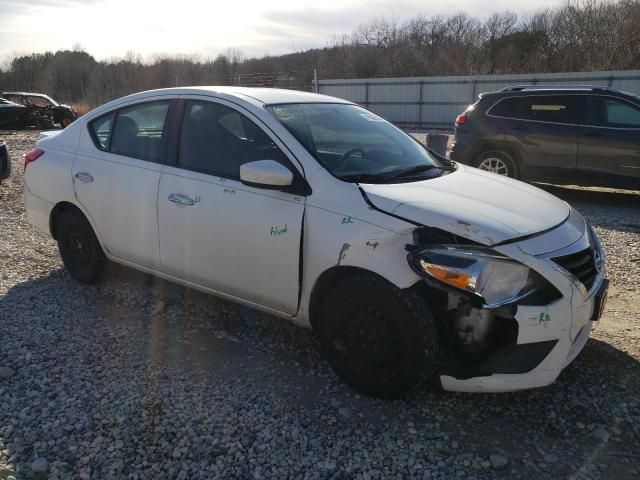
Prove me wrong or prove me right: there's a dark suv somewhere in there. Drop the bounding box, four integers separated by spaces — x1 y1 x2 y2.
450 86 640 189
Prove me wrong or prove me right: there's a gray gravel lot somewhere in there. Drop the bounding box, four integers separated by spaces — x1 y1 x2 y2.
1 130 639 479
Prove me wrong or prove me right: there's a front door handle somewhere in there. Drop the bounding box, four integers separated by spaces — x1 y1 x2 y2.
74 172 94 183
584 132 603 138
168 193 195 206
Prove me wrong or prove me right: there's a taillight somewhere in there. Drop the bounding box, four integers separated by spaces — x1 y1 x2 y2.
24 148 44 171
455 114 468 126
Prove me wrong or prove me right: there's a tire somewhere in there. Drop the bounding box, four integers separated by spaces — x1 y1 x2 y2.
317 274 439 398
473 150 519 179
56 208 106 283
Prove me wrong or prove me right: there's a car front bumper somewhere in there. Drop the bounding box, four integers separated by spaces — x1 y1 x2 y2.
439 215 607 393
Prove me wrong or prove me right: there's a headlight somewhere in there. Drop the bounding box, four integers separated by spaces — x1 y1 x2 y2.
408 246 544 307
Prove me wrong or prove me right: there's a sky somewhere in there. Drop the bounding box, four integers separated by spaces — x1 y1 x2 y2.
0 0 566 61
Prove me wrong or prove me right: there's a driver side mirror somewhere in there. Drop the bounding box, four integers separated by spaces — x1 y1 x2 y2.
240 160 293 189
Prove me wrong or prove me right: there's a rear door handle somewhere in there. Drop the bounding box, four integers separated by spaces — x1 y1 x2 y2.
168 193 195 206
74 172 94 183
511 125 528 131
583 132 603 138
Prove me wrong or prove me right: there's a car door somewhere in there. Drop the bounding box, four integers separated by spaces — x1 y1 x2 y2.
73 98 174 268
157 97 305 314
492 95 579 180
577 95 640 187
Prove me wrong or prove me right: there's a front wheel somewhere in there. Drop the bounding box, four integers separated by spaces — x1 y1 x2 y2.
317 274 439 398
474 150 518 178
57 208 106 283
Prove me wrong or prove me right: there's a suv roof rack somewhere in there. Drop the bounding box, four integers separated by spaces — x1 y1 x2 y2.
500 85 617 93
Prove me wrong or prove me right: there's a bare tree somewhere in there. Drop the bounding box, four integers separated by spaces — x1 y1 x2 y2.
1 0 638 108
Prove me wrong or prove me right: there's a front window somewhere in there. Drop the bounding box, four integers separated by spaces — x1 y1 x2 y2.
586 96 640 128
27 95 56 108
178 101 290 179
267 103 449 183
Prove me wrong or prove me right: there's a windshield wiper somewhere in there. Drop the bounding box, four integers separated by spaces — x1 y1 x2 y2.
339 173 392 183
387 164 441 179
340 163 456 183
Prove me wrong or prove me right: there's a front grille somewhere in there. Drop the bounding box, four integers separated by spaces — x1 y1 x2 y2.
552 248 598 291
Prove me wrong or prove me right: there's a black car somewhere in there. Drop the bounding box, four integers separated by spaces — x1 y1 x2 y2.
2 92 77 128
0 97 53 129
0 140 10 184
450 86 640 189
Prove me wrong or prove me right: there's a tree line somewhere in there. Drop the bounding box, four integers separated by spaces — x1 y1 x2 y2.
1 0 638 109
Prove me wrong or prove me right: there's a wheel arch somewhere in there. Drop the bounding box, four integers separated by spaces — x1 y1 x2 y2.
308 265 412 331
49 201 105 253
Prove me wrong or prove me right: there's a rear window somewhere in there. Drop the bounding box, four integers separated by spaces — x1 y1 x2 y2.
90 112 115 150
88 101 170 162
489 95 576 124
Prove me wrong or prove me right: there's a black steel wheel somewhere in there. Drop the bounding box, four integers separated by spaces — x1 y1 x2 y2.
57 208 106 283
317 274 439 398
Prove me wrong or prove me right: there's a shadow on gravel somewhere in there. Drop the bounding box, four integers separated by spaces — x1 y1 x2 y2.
1 265 639 479
535 183 640 208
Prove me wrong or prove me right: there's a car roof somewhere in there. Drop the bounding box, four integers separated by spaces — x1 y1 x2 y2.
110 86 352 106
2 92 46 96
496 85 631 95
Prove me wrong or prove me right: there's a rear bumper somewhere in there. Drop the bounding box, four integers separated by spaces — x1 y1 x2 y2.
24 186 53 236
448 134 473 164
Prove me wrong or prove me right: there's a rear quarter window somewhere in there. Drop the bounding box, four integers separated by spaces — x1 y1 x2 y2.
488 97 524 118
89 112 115 150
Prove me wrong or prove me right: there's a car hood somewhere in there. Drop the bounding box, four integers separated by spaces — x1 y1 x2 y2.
361 164 570 245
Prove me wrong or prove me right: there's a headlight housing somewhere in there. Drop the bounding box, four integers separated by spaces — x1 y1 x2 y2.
408 246 553 307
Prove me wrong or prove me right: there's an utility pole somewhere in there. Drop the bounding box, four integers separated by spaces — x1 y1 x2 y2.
313 68 319 93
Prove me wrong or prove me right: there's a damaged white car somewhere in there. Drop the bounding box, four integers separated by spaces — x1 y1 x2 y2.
23 87 608 397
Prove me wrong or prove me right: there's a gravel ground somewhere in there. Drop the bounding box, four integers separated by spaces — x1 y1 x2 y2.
0 130 639 480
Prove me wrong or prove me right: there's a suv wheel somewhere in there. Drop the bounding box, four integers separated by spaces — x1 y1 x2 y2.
317 274 439 398
474 150 518 178
57 208 106 283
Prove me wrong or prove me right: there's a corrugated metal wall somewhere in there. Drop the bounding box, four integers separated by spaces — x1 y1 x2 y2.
317 70 640 129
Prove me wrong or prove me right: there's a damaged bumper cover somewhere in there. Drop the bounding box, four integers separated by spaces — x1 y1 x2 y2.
410 209 607 393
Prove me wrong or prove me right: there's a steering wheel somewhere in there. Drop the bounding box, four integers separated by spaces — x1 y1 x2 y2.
334 147 366 171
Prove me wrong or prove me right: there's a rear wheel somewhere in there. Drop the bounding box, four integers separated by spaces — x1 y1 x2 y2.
317 274 439 398
474 150 518 179
56 208 106 283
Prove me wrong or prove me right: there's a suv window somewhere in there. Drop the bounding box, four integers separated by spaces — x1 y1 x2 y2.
586 96 640 128
179 101 289 179
110 102 170 161
488 97 523 118
490 95 576 124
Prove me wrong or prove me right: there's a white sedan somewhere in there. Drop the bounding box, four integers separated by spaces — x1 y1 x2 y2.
23 87 608 397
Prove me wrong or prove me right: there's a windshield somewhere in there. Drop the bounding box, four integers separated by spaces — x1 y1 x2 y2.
267 103 450 183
